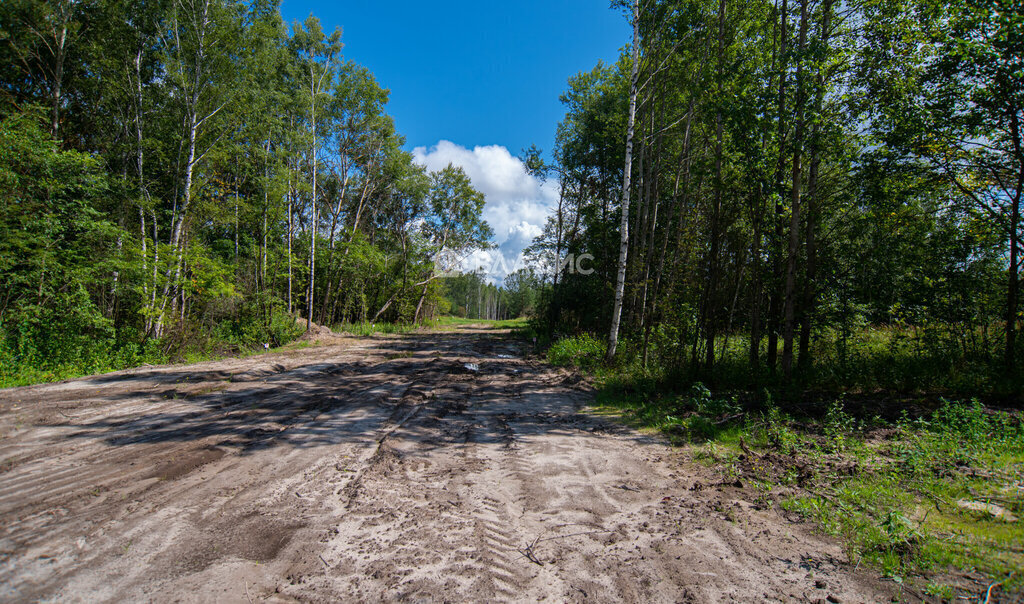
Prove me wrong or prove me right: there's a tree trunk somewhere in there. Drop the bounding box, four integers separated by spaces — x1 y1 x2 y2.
233 173 239 260
132 43 154 336
782 0 809 380
749 184 764 369
49 1 71 138
704 0 728 372
1007 107 1023 369
799 0 833 370
306 63 318 332
767 0 789 372
607 0 641 362
287 143 294 314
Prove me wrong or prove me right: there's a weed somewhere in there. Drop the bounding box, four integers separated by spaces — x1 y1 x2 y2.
587 356 1023 594
823 397 855 451
547 334 604 371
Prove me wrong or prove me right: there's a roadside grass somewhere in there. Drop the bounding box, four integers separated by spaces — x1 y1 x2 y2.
0 341 304 389
0 334 319 389
0 314 308 389
333 316 529 337
429 316 530 331
334 321 423 336
545 331 1024 598
550 323 1018 396
767 400 1024 595
0 316 531 388
0 306 306 389
592 380 1024 597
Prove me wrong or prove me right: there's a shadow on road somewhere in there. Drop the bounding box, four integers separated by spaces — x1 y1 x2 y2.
28 328 634 456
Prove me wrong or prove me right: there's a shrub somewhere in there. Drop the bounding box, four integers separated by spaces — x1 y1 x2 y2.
547 333 605 370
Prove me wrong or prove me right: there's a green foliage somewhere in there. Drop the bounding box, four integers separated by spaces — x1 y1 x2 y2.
337 321 419 336
763 404 799 455
547 333 605 370
585 344 1022 590
0 111 125 381
212 303 302 349
823 398 855 450
534 0 1022 394
0 1 496 385
772 401 1023 589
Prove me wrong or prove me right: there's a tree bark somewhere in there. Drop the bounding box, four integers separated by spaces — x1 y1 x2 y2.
782 0 809 380
606 0 641 362
767 0 789 372
798 0 833 370
306 61 319 331
704 0 728 371
1007 107 1023 369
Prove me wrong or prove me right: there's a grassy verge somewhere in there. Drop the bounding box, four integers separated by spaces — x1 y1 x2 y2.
547 334 1023 599
334 321 423 336
0 310 306 389
0 315 531 388
429 316 531 331
333 316 529 336
0 339 307 389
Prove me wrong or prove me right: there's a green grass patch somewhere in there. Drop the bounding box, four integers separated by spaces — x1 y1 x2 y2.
1 307 305 389
430 316 530 330
588 364 1023 596
336 316 529 337
547 333 605 371
776 400 1024 590
335 321 422 336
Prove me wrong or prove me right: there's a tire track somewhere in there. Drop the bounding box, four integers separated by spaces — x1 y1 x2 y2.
0 328 898 603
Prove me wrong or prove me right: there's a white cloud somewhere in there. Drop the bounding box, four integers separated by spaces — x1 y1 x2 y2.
413 140 558 282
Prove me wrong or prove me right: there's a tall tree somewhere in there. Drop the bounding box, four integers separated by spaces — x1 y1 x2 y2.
607 0 641 361
291 15 341 331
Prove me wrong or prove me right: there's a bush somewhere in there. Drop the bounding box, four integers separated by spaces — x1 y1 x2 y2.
211 302 302 350
547 333 605 370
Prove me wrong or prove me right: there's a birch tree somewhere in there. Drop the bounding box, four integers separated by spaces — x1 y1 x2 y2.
607 0 641 361
291 15 341 331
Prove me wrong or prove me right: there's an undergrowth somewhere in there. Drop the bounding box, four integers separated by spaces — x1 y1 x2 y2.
545 330 1024 598
0 306 304 388
336 316 529 336
593 379 1024 598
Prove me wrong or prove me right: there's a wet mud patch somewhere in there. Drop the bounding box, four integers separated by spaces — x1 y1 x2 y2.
160 513 303 576
146 446 225 481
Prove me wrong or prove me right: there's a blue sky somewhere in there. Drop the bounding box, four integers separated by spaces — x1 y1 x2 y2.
279 0 630 280
280 0 629 158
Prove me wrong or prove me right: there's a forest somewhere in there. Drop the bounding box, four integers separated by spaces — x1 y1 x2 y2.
535 0 1022 396
0 0 500 385
0 0 1020 395
530 2 1023 582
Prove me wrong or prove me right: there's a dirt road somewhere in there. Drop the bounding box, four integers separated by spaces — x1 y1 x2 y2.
0 326 899 602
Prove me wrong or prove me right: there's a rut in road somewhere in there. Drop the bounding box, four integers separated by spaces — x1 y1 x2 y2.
0 326 900 602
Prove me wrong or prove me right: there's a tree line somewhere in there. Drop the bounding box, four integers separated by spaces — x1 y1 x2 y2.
532 0 1021 391
0 0 490 380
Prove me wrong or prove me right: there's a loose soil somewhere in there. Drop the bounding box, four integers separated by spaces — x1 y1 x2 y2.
0 325 905 602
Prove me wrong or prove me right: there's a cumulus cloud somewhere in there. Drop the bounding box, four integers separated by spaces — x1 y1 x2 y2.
413 140 558 282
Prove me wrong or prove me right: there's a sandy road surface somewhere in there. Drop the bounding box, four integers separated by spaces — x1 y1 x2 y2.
0 326 899 602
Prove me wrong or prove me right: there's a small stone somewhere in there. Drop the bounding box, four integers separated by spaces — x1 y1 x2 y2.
815 579 827 589
827 595 841 603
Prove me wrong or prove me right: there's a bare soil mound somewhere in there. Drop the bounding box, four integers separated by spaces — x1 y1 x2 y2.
295 316 339 343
